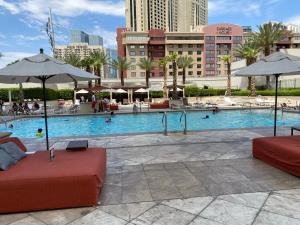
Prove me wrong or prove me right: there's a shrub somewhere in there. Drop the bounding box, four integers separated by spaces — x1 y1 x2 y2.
150 91 163 98
58 89 74 100
23 88 58 100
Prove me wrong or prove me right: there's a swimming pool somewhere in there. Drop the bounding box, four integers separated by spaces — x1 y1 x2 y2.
1 109 299 138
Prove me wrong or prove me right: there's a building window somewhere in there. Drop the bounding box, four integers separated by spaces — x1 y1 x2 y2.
197 71 201 76
188 71 193 75
205 36 215 40
206 43 215 48
196 44 202 48
188 44 193 48
188 65 193 69
295 36 300 40
131 72 136 77
178 51 183 55
188 51 193 55
197 57 201 62
206 57 215 62
130 58 136 63
130 65 136 70
178 44 183 48
169 44 174 48
217 64 221 68
139 45 145 48
223 50 229 54
140 57 146 62
140 72 145 77
197 51 201 55
129 51 136 56
140 51 145 56
169 65 172 69
206 50 215 54
130 45 135 49
233 36 243 41
178 71 183 75
169 51 174 54
197 64 201 68
169 72 173 76
216 36 231 40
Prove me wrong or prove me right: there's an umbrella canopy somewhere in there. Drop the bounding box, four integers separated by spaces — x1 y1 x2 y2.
76 89 89 94
115 88 127 93
235 52 300 136
100 88 116 93
0 49 97 157
134 88 149 93
169 88 183 91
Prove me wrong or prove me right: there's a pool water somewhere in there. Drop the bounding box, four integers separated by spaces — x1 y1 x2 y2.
1 110 299 138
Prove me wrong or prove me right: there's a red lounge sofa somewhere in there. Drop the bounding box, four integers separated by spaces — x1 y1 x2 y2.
0 137 106 213
150 100 169 109
253 135 300 176
110 104 119 110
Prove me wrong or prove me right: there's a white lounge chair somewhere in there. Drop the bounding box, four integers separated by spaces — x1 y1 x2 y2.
224 97 237 106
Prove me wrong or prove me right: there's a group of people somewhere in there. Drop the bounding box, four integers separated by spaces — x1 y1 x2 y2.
91 93 110 113
10 101 40 115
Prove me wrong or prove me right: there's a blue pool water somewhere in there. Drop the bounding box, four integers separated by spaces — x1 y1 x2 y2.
0 110 299 138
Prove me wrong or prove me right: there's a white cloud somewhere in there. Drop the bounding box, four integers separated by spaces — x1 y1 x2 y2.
208 0 282 18
0 51 34 68
13 34 47 42
286 15 300 25
91 25 117 48
0 0 124 22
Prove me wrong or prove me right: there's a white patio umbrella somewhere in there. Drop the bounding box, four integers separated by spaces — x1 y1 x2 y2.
0 49 98 155
115 88 127 93
169 87 183 91
100 88 116 101
234 52 300 136
135 88 150 99
76 89 89 94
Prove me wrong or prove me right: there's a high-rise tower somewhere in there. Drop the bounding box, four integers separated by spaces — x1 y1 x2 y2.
125 0 208 32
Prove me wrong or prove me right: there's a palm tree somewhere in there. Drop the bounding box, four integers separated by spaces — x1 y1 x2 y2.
81 56 94 88
167 52 179 99
235 38 261 96
159 57 169 98
253 22 285 89
90 51 109 86
221 55 232 96
0 52 2 59
112 57 131 86
64 53 81 68
138 58 155 88
177 55 193 85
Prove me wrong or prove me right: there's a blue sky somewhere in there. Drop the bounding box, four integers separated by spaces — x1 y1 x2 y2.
0 0 300 68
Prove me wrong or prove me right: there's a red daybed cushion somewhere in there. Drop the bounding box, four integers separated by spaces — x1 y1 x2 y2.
0 138 106 213
150 100 169 109
253 135 300 176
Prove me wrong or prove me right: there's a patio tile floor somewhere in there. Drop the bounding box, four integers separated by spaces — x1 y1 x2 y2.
2 127 300 225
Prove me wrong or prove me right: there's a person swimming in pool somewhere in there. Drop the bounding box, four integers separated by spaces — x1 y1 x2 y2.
202 115 209 119
105 118 112 123
36 128 44 137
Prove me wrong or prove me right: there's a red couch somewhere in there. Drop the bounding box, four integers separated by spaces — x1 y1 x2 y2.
150 100 169 109
110 104 119 110
253 135 300 176
0 137 106 213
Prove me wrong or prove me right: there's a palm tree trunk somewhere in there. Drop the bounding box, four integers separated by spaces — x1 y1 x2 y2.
250 77 256 97
265 47 271 89
97 66 101 86
163 67 168 99
19 83 24 102
146 71 150 88
120 71 124 86
183 68 186 85
226 63 231 96
86 65 92 88
172 61 178 100
247 77 251 90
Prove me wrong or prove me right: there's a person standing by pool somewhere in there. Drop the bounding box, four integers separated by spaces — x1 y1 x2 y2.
91 93 97 113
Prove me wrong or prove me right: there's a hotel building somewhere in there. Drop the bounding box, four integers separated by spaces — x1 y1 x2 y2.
125 0 208 32
117 23 300 79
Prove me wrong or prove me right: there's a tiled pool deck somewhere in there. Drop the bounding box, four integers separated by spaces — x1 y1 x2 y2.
2 127 300 225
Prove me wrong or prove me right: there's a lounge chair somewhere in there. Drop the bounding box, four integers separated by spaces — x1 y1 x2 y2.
224 97 237 106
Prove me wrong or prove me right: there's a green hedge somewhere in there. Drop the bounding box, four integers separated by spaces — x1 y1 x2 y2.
232 89 300 96
150 91 163 98
0 88 74 101
185 86 227 97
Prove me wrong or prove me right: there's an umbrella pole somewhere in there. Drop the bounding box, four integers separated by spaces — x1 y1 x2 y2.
274 74 280 136
42 78 50 152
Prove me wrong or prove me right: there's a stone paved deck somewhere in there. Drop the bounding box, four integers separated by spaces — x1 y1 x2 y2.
2 127 300 225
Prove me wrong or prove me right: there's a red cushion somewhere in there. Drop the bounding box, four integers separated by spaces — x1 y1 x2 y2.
253 136 300 176
0 149 106 213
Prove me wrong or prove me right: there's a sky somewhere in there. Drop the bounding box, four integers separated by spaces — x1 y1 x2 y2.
0 0 300 68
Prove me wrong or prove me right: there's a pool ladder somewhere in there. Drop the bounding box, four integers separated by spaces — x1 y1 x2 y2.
180 110 187 135
161 112 168 135
161 111 187 135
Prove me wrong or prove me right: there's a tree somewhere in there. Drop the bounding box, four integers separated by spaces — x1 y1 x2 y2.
81 56 94 88
221 55 232 96
90 51 109 86
64 53 81 67
235 38 261 96
0 52 2 59
138 58 155 88
112 57 131 86
64 53 82 90
177 55 193 85
167 52 179 99
253 22 285 89
159 57 169 98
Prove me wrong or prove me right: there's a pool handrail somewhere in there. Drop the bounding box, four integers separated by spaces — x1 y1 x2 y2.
180 110 187 135
161 111 168 135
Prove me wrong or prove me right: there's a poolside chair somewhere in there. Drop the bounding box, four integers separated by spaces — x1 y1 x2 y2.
69 105 80 114
224 97 237 106
182 98 192 109
123 99 129 105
